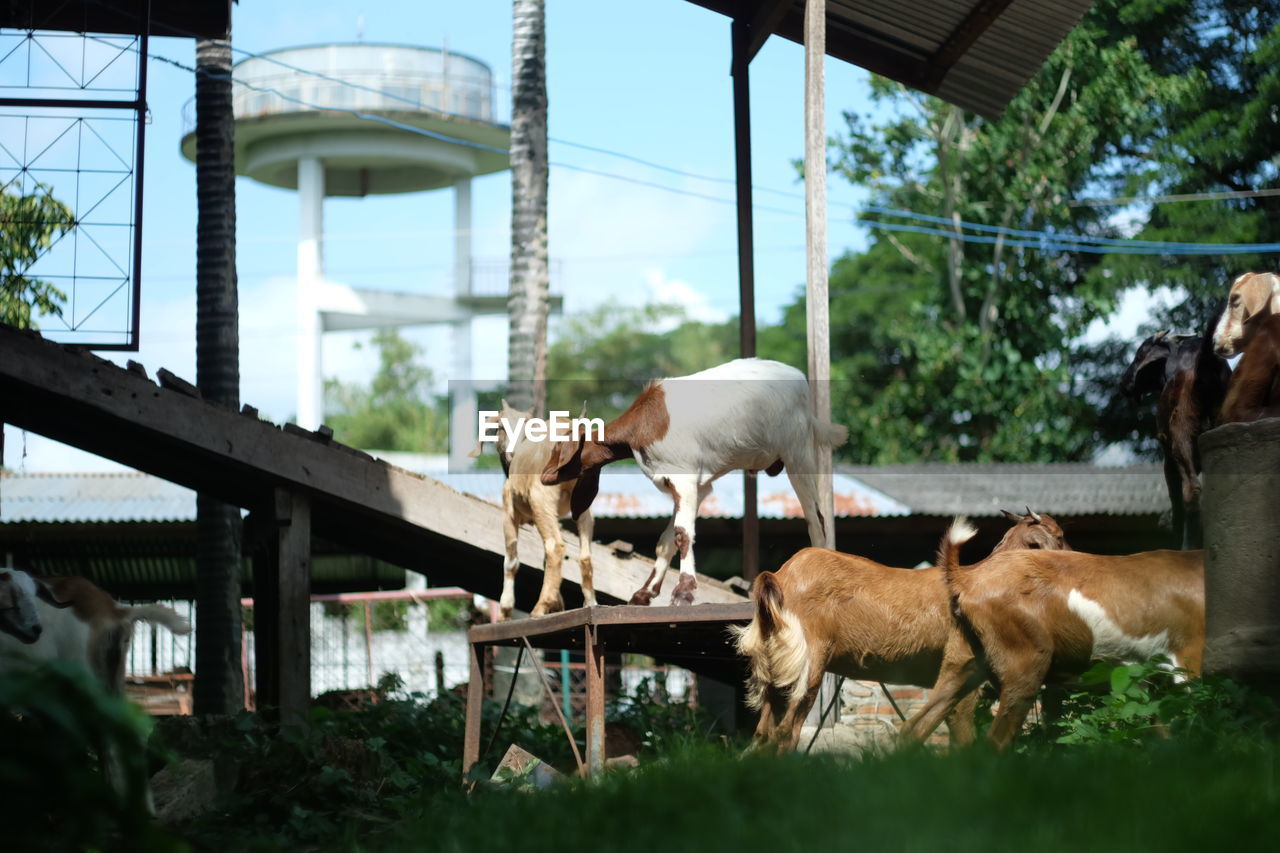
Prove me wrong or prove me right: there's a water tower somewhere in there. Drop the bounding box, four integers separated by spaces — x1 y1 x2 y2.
182 43 522 468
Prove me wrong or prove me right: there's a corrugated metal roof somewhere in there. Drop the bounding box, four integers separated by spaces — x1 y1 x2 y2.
839 463 1167 517
0 472 196 523
686 0 1096 119
0 465 909 523
2 463 1165 524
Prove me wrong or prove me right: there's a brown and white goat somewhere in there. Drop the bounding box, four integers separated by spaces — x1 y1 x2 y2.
1120 324 1229 549
1212 272 1280 423
542 358 848 606
898 519 1204 750
0 573 192 692
473 400 597 619
734 509 1069 753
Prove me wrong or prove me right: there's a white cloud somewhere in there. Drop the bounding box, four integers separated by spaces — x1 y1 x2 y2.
644 269 726 327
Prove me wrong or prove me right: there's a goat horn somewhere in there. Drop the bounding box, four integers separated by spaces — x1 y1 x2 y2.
1001 509 1021 523
1026 506 1043 523
1153 329 1170 341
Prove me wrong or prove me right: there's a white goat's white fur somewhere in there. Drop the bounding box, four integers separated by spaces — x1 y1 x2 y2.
0 567 46 643
632 359 848 597
1213 272 1280 357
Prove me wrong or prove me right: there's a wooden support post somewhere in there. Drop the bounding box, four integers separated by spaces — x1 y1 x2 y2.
256 489 312 724
733 17 761 581
583 625 606 776
249 511 280 710
804 0 834 550
462 639 485 779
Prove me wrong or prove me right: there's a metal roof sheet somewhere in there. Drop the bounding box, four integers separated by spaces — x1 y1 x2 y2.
686 0 1096 119
2 463 1164 525
839 463 1167 517
0 472 196 523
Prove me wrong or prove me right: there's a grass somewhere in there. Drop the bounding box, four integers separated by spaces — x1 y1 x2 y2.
389 742 1280 853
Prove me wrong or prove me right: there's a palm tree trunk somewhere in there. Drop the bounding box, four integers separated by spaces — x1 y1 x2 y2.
194 37 244 715
508 0 549 414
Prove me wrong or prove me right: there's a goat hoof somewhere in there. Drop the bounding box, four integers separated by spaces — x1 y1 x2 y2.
499 606 513 622
670 574 697 606
531 595 564 618
628 588 655 606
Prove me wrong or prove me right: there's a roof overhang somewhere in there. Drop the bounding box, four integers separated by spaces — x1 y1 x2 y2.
0 0 233 40
688 0 1096 118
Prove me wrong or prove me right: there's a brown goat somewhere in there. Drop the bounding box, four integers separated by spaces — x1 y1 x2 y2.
733 509 1069 754
898 518 1204 751
1219 314 1280 424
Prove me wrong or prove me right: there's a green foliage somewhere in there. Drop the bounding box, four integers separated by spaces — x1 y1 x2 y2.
777 0 1280 463
606 676 723 756
157 690 570 851
0 180 75 328
0 663 181 852
324 329 449 452
1032 657 1279 748
545 301 738 420
425 597 473 632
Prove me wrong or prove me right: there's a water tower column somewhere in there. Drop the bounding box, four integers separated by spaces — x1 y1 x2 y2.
296 156 325 429
449 176 477 469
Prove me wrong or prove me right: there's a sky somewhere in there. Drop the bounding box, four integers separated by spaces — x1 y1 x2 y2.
4 0 1154 472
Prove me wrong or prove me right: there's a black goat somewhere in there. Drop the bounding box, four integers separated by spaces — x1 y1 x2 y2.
1120 320 1230 549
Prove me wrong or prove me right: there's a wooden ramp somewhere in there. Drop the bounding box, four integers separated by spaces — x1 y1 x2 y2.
0 325 744 714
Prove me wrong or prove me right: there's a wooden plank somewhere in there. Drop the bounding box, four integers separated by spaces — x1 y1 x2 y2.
733 17 761 582
247 511 280 710
462 640 485 779
739 0 794 66
583 624 606 776
804 0 835 550
0 326 743 607
275 490 312 725
923 0 1017 90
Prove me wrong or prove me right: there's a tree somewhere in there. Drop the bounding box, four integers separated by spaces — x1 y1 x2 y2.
784 0 1205 463
325 329 449 452
544 301 738 420
193 36 244 716
0 181 75 328
508 0 550 414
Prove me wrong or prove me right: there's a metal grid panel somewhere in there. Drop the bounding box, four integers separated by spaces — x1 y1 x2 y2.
0 28 145 349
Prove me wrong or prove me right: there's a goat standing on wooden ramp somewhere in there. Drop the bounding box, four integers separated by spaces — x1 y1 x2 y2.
734 509 1069 753
472 400 597 619
1120 322 1229 549
1212 272 1280 423
899 519 1204 750
541 358 848 606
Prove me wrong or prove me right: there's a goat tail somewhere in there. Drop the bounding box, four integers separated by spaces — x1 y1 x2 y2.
937 516 978 601
812 419 849 449
732 571 810 711
123 604 192 635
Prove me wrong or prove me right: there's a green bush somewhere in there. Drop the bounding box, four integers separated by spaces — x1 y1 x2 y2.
0 662 181 852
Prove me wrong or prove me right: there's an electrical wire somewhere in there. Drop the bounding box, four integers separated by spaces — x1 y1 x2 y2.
81 31 1280 257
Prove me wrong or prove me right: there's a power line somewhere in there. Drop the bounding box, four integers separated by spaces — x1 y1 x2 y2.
128 42 1280 257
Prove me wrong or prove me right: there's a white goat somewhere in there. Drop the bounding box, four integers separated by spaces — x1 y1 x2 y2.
473 400 597 619
542 358 848 606
0 573 191 693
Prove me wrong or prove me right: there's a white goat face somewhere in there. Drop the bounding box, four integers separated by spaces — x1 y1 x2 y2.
0 568 44 644
1214 272 1280 357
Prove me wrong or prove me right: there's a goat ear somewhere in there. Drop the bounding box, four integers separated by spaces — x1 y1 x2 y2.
570 466 601 520
1240 274 1274 322
541 437 584 485
1000 509 1021 523
35 579 73 609
466 441 485 459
